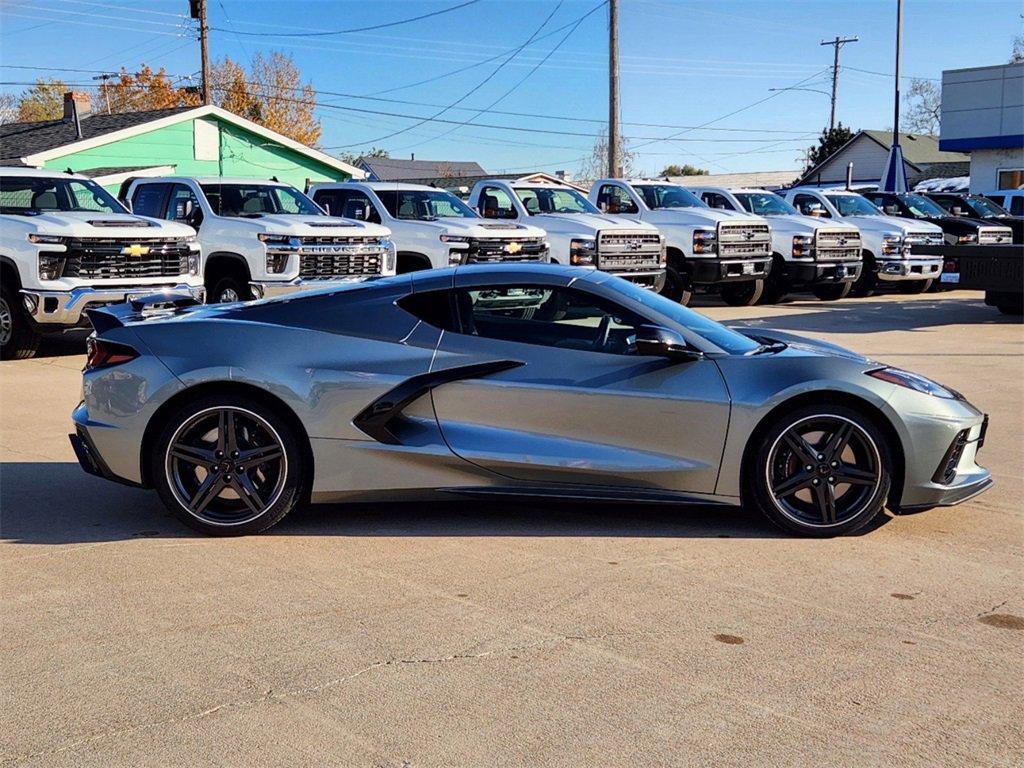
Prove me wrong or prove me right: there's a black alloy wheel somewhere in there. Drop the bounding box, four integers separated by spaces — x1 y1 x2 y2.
153 396 303 535
749 406 891 536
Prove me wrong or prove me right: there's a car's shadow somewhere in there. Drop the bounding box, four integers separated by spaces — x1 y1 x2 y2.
0 462 890 545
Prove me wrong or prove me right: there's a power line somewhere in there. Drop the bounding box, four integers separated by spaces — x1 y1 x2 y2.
211 0 482 37
53 0 188 18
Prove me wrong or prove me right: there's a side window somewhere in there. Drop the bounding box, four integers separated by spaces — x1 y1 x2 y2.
131 183 170 218
165 184 202 225
793 194 829 217
277 190 303 214
597 184 639 214
396 290 457 331
312 189 345 217
479 186 516 219
343 191 381 224
454 285 646 355
1011 196 1024 216
702 192 733 210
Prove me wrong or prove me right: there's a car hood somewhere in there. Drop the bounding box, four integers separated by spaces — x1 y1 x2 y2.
409 218 546 238
838 214 942 235
229 214 391 238
528 212 658 234
735 327 871 363
762 214 857 235
11 210 196 238
644 207 764 226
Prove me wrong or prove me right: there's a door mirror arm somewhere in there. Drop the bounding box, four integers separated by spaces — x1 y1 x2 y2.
633 325 704 362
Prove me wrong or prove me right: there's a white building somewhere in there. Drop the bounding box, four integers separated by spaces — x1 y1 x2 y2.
940 63 1023 193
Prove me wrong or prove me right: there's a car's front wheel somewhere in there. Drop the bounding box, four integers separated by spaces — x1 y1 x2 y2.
720 279 764 306
0 285 42 360
811 282 852 301
152 395 304 535
747 404 892 537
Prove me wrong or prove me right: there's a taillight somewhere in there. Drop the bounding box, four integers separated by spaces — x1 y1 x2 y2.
85 338 139 370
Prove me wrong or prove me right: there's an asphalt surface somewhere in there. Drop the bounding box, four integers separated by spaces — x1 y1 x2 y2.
2 290 1022 767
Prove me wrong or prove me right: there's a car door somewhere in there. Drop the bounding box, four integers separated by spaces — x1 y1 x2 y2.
428 277 731 494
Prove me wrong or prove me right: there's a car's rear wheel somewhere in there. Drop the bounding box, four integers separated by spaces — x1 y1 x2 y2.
720 279 764 306
152 395 303 535
748 405 892 537
0 286 41 360
812 282 852 301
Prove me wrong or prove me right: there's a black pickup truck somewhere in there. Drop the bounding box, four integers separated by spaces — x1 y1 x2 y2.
924 192 1024 244
861 191 1015 246
933 244 1023 315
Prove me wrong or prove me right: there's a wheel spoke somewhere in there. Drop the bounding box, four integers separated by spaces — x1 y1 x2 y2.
224 410 238 454
169 442 216 467
783 429 818 465
189 474 224 514
823 422 854 461
230 474 264 514
834 465 877 486
814 481 837 524
238 444 283 465
772 471 814 497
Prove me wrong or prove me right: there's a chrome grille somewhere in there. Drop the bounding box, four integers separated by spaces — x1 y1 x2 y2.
63 237 190 279
598 231 662 270
978 227 1013 245
905 232 944 246
814 229 861 261
466 237 547 263
298 235 380 246
298 252 383 278
717 222 771 258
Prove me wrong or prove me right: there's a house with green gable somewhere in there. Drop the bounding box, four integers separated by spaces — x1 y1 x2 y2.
0 92 362 193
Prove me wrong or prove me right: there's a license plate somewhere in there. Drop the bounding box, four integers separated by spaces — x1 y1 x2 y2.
742 262 755 275
940 272 960 284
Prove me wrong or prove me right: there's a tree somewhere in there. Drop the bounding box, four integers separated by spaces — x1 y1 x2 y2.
17 79 69 122
1012 34 1024 63
903 78 941 135
0 92 17 125
210 52 321 146
577 129 637 182
99 65 198 114
660 164 708 177
339 146 388 165
804 123 854 171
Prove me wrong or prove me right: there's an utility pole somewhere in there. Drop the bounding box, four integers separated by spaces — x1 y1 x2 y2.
893 0 903 146
608 0 620 177
819 35 858 131
190 0 211 105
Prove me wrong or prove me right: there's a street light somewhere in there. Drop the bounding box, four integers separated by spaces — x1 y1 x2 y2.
768 86 832 98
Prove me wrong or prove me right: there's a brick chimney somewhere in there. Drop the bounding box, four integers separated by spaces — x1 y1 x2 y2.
63 92 91 121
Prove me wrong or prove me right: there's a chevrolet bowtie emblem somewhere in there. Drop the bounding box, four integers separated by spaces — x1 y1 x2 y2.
121 244 150 257
505 242 522 254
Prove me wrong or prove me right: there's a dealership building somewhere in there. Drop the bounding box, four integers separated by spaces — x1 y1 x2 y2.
939 62 1023 192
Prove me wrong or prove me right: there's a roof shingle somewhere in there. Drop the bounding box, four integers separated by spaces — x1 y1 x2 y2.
358 156 486 181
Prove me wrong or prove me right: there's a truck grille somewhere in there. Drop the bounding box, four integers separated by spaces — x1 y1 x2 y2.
597 231 662 270
717 222 771 258
905 232 944 247
466 237 547 263
296 236 386 278
978 227 1013 245
298 235 380 246
63 238 190 279
814 229 861 261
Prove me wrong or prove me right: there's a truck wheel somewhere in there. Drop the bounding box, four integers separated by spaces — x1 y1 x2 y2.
720 280 764 306
210 276 251 303
0 286 41 360
996 301 1023 316
812 283 852 301
758 255 787 304
849 255 877 297
659 267 693 306
899 279 932 294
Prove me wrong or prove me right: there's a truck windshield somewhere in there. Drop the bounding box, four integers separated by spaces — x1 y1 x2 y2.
900 194 947 218
633 184 704 210
200 183 322 217
514 187 599 215
375 189 477 220
733 192 798 216
826 195 881 217
942 195 1009 218
0 176 127 214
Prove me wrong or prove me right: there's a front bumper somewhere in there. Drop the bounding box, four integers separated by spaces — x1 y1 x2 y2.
689 257 772 284
789 260 861 284
609 269 666 292
876 257 943 282
21 283 204 328
251 276 377 299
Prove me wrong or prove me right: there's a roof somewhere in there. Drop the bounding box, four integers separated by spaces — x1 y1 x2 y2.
0 105 364 178
685 186 776 194
0 166 92 179
358 157 487 181
671 170 801 189
797 130 969 186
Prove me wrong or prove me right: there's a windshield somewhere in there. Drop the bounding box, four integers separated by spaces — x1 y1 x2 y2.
0 176 127 214
200 183 322 217
633 184 704 210
375 189 477 220
514 187 599 215
900 194 947 217
609 276 760 355
960 195 1010 217
826 194 881 217
734 192 798 216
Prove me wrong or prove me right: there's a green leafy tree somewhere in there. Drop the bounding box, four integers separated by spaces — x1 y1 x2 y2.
805 123 854 171
17 79 70 122
660 164 708 177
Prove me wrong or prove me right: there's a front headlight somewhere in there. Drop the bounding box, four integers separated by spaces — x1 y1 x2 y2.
440 234 469 243
569 238 597 266
28 233 66 245
187 253 200 276
38 254 66 280
692 229 717 254
257 233 297 248
881 233 902 255
659 235 667 267
792 234 813 257
867 367 958 399
957 234 978 244
380 238 396 272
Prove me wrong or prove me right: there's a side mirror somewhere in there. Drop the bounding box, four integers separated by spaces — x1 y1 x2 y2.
952 206 964 216
122 198 133 213
633 325 704 362
350 202 368 220
884 205 900 216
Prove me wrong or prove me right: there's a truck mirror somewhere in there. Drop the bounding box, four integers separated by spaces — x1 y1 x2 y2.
122 198 132 213
952 206 964 216
351 201 367 220
884 205 900 216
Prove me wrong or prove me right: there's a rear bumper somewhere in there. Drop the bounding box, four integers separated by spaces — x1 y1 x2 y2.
21 283 204 328
789 260 861 284
876 258 943 282
251 276 375 299
690 257 772 284
68 421 143 488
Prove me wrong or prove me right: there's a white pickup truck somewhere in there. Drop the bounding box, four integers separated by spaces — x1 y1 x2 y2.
465 179 666 291
1 167 202 359
782 187 944 296
308 182 549 273
587 179 772 305
122 177 395 303
689 186 863 302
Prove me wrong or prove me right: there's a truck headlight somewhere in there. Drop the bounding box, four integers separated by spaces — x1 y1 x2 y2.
792 234 813 258
693 229 717 254
569 238 597 266
28 233 66 245
265 253 290 274
659 236 667 267
381 238 396 272
187 253 200 276
440 234 469 243
38 254 66 280
957 233 978 244
881 233 902 255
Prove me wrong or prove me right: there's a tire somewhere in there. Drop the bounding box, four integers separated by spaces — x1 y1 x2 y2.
659 266 693 306
0 285 42 360
151 394 304 536
719 279 764 307
759 256 788 304
812 282 852 301
210 276 251 304
746 404 892 537
849 254 877 298
997 302 1023 316
899 279 932 294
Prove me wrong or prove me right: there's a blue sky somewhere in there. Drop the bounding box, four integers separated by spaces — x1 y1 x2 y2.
1 0 1020 176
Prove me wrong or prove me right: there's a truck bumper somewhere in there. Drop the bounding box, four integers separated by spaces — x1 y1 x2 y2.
250 276 376 299
789 260 861 284
689 257 772 284
610 269 666 292
21 283 205 328
876 258 943 282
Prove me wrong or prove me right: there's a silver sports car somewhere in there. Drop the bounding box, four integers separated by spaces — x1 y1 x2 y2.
70 264 992 537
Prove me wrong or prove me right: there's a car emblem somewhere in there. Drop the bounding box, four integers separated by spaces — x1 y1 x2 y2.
505 242 522 254
837 237 847 246
744 231 755 240
121 244 150 257
626 239 642 250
